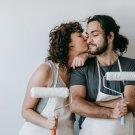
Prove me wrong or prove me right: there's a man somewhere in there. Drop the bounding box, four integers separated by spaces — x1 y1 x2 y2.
69 15 135 135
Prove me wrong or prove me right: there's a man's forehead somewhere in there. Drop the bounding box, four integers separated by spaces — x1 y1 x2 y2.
86 21 103 33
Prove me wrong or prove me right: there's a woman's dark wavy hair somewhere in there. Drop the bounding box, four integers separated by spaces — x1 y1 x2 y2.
48 21 83 68
87 15 129 55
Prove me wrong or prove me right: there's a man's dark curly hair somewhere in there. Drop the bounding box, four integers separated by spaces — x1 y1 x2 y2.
87 15 129 55
48 21 84 68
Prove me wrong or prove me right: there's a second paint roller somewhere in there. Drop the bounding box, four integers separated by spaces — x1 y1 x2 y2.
103 72 135 125
31 87 70 135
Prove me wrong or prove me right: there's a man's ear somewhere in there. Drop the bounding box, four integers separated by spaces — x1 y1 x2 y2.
69 42 74 48
107 32 114 43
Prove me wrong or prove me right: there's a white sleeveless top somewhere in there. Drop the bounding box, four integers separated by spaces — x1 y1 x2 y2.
18 60 74 135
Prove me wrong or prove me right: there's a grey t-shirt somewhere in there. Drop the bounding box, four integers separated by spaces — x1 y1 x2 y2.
70 56 135 127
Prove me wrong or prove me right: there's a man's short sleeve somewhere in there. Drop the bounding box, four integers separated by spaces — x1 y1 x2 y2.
70 67 86 86
125 60 135 85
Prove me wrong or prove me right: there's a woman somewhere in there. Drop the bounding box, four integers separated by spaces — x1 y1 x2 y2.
18 21 89 135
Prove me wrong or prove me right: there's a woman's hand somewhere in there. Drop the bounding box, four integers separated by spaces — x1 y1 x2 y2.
71 52 95 69
44 116 58 129
71 52 89 69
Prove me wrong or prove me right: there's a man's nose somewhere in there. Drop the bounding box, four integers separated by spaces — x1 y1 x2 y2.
87 36 92 44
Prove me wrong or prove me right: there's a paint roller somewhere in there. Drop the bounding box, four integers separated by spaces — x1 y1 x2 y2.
103 72 135 125
31 87 69 98
31 87 70 135
105 72 135 81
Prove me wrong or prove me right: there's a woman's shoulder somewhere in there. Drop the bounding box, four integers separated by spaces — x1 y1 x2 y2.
36 61 55 77
36 63 52 74
29 63 52 87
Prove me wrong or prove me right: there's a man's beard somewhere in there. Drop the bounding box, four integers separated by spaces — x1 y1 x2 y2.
89 40 108 55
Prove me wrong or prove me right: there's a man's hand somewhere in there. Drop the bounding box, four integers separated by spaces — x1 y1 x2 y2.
111 101 128 119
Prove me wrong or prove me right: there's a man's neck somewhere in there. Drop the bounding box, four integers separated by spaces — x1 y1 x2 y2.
96 51 118 66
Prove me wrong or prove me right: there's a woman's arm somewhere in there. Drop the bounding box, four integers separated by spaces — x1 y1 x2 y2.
21 63 56 129
71 52 95 69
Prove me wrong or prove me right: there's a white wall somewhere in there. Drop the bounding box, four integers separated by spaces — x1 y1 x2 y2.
0 0 135 134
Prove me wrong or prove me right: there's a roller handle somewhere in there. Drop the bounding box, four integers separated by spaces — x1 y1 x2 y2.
52 128 56 135
120 116 125 125
120 97 125 125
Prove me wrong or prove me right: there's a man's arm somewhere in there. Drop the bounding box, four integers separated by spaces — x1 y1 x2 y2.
124 85 135 112
95 85 135 112
69 85 127 119
96 98 121 108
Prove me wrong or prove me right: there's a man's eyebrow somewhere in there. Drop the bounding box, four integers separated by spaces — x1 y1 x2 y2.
86 30 100 34
91 30 100 33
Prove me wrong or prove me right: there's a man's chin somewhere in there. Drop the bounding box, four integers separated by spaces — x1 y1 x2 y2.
89 50 97 55
82 49 89 53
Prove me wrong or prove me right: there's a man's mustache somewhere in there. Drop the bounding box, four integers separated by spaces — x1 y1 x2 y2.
88 43 96 46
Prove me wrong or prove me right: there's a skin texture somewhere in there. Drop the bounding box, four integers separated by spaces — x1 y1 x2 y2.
70 21 134 119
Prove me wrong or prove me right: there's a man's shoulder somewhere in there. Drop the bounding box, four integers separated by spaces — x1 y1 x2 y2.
84 57 96 66
119 56 135 70
119 56 135 63
120 55 135 60
70 57 96 74
79 57 96 70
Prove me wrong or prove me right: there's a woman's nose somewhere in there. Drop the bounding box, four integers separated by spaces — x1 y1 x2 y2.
83 35 87 41
87 36 92 44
